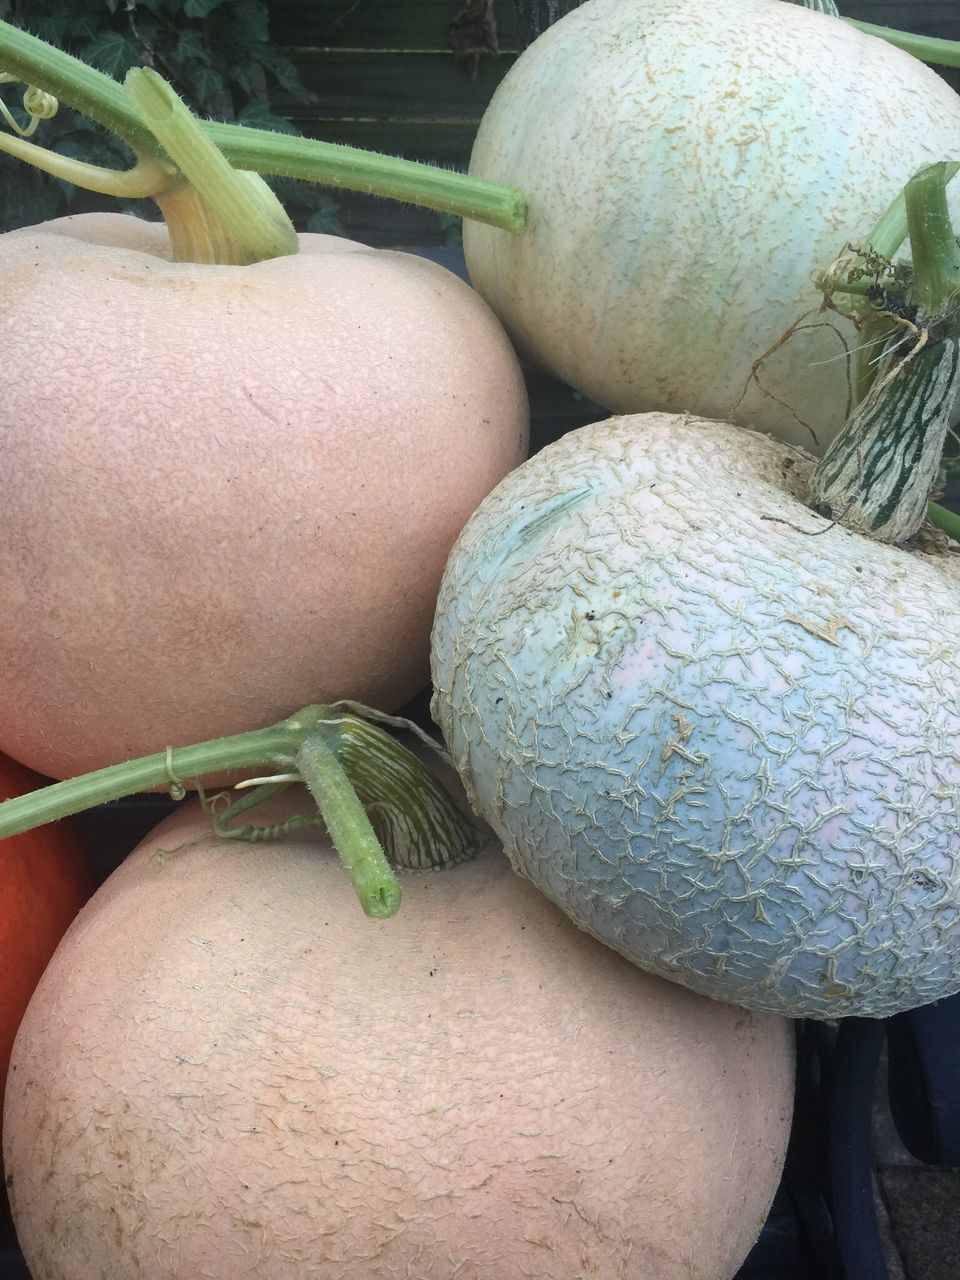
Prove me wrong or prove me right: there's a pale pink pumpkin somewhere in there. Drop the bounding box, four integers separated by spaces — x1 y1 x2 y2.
0 213 528 778
4 783 795 1280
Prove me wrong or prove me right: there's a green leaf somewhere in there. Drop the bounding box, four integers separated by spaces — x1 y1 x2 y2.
254 46 316 102
82 30 141 79
229 63 256 97
236 102 301 135
436 211 464 247
304 194 346 237
175 28 207 64
183 63 226 108
229 0 269 48
183 0 227 17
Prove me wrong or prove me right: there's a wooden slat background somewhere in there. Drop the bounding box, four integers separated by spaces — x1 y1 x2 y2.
264 0 960 246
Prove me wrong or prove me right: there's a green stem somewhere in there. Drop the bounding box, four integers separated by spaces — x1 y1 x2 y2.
817 162 960 298
808 163 960 543
0 713 322 838
0 703 481 919
125 68 297 264
0 17 525 233
862 161 960 264
905 162 960 315
927 500 960 540
815 161 960 405
0 126 171 196
204 122 527 232
782 3 960 70
295 732 401 919
846 20 960 69
0 19 157 155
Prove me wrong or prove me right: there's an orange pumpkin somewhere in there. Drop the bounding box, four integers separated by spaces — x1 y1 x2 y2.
0 752 93 1233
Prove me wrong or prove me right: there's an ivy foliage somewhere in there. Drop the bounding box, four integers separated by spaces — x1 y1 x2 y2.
0 0 345 232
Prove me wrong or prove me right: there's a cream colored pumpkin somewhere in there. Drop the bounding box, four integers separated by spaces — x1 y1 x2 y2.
464 0 960 451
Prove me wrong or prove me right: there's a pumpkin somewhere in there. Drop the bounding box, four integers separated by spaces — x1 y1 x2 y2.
0 213 528 780
0 752 92 1232
462 0 960 451
430 411 960 1019
4 781 794 1279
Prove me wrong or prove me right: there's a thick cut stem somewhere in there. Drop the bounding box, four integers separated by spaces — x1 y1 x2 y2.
808 162 960 543
807 337 960 542
126 68 297 265
295 733 401 919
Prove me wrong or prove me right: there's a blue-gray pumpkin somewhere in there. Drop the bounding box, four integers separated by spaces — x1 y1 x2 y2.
430 413 960 1019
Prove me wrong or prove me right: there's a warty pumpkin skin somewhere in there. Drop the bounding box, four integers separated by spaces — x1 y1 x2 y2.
463 0 960 452
430 412 960 1019
0 212 528 780
3 788 794 1280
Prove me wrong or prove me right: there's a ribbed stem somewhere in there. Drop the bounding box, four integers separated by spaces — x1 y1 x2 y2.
330 715 486 869
295 732 401 919
126 68 297 264
787 0 840 16
0 703 480 918
808 337 960 542
0 17 526 233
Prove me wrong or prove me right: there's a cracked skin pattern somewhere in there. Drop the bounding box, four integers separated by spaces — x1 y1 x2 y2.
463 0 960 452
430 413 960 1019
4 787 794 1280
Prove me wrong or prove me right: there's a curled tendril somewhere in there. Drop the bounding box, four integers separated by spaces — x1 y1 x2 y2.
0 71 58 138
23 86 58 122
